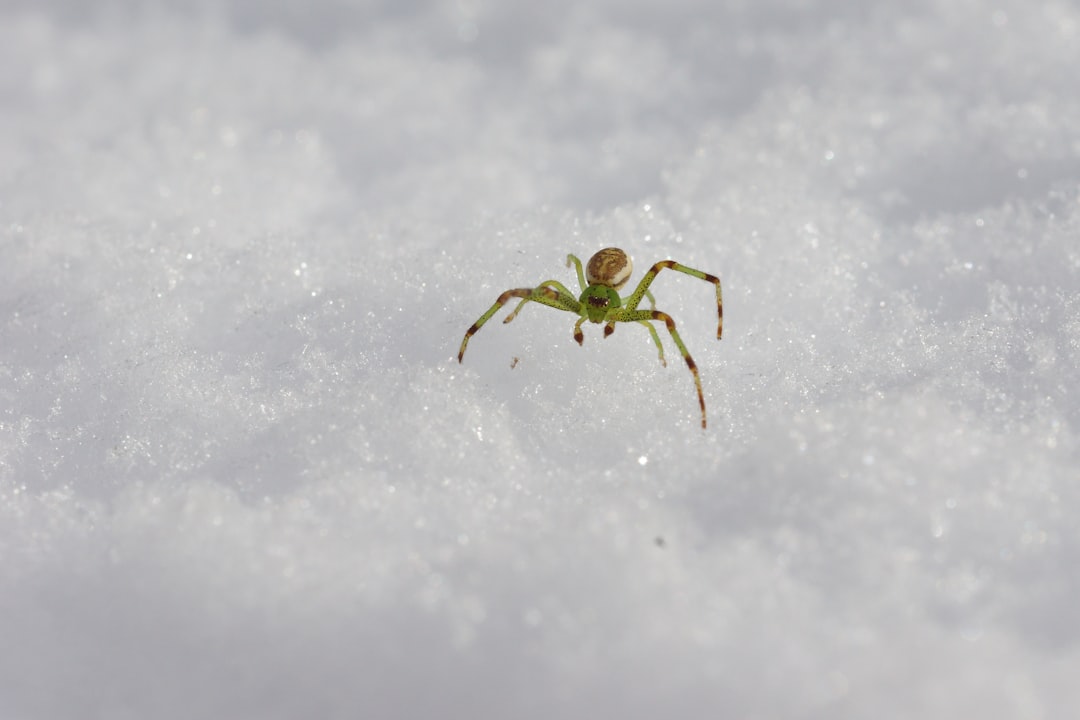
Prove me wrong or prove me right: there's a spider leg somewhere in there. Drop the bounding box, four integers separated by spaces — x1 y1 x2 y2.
459 286 580 362
608 309 706 428
566 254 587 293
623 261 723 339
638 320 666 366
504 280 577 324
601 292 657 356
600 317 665 367
644 288 657 310
573 316 587 346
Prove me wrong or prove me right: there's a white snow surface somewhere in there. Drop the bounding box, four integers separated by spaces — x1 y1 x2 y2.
3 1 1080 718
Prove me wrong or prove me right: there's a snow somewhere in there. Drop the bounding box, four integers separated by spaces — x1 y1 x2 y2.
2 1 1079 718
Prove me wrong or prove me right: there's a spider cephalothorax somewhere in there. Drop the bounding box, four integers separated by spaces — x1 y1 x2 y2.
458 247 723 428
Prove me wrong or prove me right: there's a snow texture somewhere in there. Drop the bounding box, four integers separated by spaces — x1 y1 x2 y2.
2 1 1079 718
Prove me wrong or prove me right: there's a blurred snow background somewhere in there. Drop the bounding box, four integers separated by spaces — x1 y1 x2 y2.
2 0 1079 717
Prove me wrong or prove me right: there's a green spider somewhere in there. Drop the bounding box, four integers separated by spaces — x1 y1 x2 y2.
457 247 723 428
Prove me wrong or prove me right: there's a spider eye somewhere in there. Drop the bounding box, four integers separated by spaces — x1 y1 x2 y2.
587 295 609 308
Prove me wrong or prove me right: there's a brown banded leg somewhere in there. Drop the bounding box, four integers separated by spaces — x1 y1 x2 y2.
459 286 580 362
504 280 578 324
608 308 707 428
623 261 723 340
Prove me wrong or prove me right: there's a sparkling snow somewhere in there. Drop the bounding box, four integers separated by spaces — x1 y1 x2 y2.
2 1 1079 718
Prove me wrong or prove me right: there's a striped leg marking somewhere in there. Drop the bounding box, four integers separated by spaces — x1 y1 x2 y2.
458 286 579 362
504 280 578 324
609 308 707 428
624 261 723 340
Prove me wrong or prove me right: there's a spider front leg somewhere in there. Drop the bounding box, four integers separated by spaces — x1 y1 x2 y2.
602 289 656 338
624 261 723 339
459 285 580 362
503 280 578 324
608 308 707 428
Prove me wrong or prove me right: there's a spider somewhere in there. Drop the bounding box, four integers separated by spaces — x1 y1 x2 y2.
457 247 723 428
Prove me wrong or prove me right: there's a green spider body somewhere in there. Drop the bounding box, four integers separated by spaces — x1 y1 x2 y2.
458 247 723 428
580 284 622 322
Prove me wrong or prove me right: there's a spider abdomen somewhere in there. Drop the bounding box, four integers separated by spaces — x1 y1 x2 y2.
586 248 632 290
